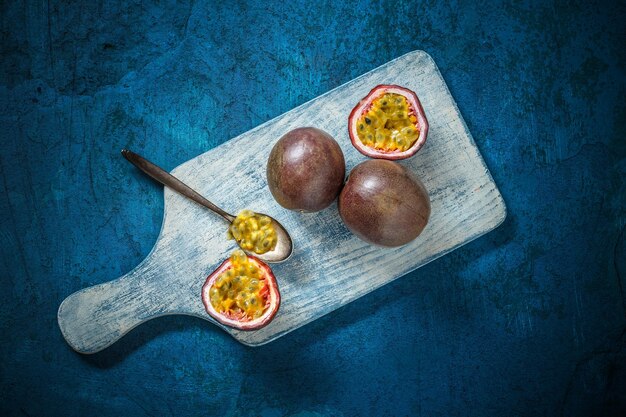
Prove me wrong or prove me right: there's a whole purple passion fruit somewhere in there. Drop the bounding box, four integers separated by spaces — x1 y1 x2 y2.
338 160 430 247
267 127 345 212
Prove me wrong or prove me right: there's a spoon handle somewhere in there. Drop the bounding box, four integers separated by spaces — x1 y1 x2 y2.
122 149 235 223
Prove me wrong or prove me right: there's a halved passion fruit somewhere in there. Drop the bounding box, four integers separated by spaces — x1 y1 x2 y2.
201 250 280 330
348 85 428 160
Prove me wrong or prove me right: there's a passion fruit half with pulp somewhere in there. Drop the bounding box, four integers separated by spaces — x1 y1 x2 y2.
338 160 430 247
349 85 428 160
267 127 345 212
201 250 280 330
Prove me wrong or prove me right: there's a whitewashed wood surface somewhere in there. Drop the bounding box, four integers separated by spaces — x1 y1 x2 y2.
58 50 506 353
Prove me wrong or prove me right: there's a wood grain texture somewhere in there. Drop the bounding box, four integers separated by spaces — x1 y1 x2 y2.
57 50 506 353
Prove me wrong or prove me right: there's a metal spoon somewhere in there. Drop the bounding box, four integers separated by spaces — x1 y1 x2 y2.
121 149 293 263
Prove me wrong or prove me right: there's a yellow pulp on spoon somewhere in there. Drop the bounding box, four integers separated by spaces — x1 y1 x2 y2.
227 210 277 255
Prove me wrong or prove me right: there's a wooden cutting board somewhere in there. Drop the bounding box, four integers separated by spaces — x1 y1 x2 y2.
58 50 506 353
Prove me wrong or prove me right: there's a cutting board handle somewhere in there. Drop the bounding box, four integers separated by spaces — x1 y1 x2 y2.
57 259 176 354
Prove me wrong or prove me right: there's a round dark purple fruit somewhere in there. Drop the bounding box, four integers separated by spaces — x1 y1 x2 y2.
338 160 430 247
267 127 345 212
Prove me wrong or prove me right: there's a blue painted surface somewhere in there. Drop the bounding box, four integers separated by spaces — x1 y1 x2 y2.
1 0 624 416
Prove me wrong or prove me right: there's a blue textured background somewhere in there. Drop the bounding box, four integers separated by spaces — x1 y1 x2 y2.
1 1 625 416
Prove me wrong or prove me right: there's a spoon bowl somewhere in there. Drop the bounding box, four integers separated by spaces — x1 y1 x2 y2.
254 215 293 263
121 149 293 263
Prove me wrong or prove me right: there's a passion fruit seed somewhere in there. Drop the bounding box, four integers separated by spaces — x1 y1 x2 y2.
356 93 420 152
209 250 269 321
227 210 278 255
